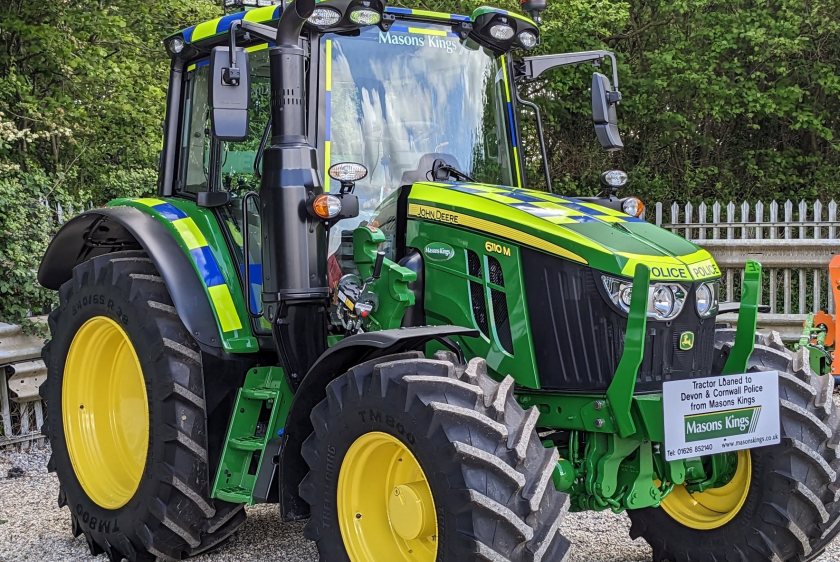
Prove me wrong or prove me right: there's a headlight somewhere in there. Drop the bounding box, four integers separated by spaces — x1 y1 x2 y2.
601 170 628 188
489 23 515 40
309 7 342 28
602 276 633 313
348 7 381 25
651 285 676 318
329 161 368 183
517 30 539 49
621 197 645 217
167 36 185 55
695 282 719 317
602 275 687 320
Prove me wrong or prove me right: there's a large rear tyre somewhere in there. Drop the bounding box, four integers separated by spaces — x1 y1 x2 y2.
300 352 571 561
628 331 840 561
41 251 245 561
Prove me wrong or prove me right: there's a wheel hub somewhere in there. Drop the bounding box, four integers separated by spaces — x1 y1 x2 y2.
62 316 149 510
388 482 436 540
337 431 438 561
661 449 752 529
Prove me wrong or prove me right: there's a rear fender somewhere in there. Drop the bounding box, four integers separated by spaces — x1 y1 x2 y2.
38 201 257 353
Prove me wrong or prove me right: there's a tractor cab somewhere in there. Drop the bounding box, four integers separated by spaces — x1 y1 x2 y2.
168 6 533 200
161 3 548 334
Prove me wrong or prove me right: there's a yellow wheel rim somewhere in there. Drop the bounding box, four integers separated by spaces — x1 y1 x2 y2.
63 316 149 510
337 432 438 561
661 450 752 530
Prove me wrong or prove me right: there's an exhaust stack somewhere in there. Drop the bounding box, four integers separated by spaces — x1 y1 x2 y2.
260 0 328 385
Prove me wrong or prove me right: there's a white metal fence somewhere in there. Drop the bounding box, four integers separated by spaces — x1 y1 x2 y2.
654 200 840 340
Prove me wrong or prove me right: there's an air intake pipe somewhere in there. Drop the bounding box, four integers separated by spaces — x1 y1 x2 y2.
260 0 328 385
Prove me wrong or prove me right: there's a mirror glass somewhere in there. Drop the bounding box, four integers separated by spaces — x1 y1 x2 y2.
591 72 623 151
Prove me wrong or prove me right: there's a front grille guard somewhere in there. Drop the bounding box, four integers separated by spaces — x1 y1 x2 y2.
606 260 762 438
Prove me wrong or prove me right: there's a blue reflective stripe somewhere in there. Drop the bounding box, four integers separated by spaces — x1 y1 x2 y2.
507 102 517 147
564 201 607 215
245 264 263 310
505 192 547 203
324 91 332 141
452 186 485 194
152 202 188 220
450 14 471 21
217 13 243 34
385 7 412 14
189 246 226 287
182 26 195 43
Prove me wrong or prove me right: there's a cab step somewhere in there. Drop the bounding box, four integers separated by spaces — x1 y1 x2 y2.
211 366 293 505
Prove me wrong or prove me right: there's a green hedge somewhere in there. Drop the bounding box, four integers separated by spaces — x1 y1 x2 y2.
1 0 838 321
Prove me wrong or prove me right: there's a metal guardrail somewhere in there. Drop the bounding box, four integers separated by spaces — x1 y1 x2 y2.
0 321 46 448
716 313 808 343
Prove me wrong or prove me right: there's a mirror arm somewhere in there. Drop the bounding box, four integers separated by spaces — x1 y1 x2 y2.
522 50 620 91
513 87 552 191
223 22 242 86
240 20 280 44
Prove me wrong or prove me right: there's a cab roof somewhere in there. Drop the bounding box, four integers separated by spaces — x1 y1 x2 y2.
170 5 472 47
167 4 535 52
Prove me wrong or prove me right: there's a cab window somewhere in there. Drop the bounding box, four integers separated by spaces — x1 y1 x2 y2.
179 64 211 194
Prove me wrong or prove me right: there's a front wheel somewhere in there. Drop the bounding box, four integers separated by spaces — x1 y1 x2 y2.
300 353 571 561
628 331 840 561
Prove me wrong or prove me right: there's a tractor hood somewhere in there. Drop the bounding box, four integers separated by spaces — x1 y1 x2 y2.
406 182 721 282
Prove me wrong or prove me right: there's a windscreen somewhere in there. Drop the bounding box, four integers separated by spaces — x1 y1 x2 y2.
324 23 515 227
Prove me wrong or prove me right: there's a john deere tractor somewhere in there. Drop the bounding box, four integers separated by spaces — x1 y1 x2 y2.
37 0 840 560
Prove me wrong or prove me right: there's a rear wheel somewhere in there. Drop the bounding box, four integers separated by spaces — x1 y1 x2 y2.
300 352 571 561
41 251 246 561
628 331 840 561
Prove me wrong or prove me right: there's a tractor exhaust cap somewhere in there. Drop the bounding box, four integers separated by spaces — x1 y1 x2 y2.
276 0 317 45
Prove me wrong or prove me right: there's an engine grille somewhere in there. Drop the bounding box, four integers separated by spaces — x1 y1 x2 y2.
522 248 717 393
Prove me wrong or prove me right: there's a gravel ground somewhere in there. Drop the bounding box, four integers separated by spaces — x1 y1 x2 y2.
0 444 837 562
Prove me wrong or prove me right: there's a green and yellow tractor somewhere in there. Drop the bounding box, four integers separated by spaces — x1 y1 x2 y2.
37 0 840 560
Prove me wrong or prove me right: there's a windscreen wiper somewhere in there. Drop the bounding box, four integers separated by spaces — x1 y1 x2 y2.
430 158 475 183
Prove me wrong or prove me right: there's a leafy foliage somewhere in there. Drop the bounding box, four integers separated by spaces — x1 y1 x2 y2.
393 0 840 200
519 0 840 201
1 0 839 322
0 0 218 323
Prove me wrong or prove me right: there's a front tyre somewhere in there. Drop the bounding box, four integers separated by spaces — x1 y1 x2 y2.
41 251 245 561
300 353 571 561
628 331 840 561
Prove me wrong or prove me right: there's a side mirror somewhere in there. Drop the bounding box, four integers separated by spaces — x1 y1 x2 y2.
591 72 623 151
209 46 250 141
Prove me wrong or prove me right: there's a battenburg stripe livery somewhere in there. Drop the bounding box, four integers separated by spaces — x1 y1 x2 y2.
131 198 243 333
445 183 645 225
